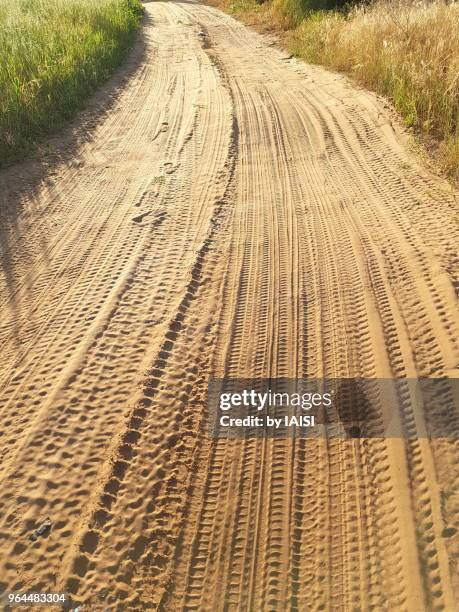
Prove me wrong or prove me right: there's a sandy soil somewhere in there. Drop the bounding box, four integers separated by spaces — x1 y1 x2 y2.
0 1 458 609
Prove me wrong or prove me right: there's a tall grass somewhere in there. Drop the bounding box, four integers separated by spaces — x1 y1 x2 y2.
288 0 459 179
0 0 143 166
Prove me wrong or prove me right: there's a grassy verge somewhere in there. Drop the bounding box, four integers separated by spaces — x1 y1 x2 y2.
210 0 459 182
0 0 144 167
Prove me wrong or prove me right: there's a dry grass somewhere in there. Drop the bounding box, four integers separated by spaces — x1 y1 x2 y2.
210 0 459 181
288 0 459 180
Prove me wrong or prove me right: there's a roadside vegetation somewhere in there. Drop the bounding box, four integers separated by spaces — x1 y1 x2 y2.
213 0 459 181
0 0 143 166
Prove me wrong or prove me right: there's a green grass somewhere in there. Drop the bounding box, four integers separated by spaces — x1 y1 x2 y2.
271 0 350 28
0 0 143 166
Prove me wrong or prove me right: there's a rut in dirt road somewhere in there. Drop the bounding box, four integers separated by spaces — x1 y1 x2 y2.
0 1 458 610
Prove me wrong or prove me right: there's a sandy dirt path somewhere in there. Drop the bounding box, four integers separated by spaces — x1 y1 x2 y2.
0 1 458 609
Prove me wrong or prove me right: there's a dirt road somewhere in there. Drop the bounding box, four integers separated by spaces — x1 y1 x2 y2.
0 1 458 609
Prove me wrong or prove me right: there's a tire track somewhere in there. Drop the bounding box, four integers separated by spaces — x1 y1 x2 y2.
0 1 457 610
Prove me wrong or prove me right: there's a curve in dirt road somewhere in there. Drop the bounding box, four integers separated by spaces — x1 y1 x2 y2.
0 1 458 610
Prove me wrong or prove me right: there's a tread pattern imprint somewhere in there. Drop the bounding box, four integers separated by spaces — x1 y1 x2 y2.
0 1 458 610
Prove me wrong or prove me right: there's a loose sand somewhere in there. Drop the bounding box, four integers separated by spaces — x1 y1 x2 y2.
0 1 458 609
